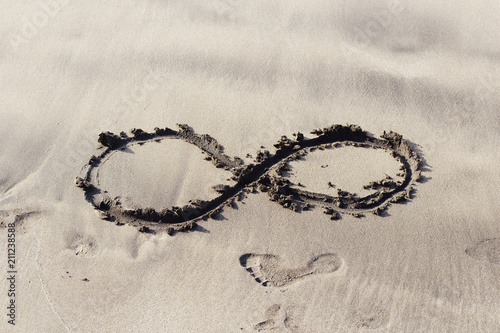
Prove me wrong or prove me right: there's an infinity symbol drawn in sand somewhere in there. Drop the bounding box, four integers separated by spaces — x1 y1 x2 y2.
76 124 425 235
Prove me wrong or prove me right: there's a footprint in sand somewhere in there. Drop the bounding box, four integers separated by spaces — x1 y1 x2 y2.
240 253 343 287
253 304 304 332
0 209 38 234
466 238 500 264
347 307 391 330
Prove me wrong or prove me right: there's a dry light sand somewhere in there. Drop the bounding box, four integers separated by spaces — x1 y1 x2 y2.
1 0 500 332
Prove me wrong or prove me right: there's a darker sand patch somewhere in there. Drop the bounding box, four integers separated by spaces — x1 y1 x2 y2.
240 253 343 287
65 233 100 258
0 209 39 234
253 304 304 332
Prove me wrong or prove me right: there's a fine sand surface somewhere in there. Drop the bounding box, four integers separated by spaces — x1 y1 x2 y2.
1 0 500 332
286 145 402 196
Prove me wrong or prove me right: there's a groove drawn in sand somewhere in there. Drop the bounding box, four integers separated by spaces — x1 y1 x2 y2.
239 253 343 287
466 238 500 264
76 124 426 234
253 304 304 332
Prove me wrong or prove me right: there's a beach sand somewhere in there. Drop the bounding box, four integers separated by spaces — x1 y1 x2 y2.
1 0 500 332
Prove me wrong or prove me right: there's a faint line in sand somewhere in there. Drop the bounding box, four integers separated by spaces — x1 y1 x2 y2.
32 232 71 332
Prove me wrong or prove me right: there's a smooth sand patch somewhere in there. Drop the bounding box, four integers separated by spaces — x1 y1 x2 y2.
97 139 234 210
240 253 343 287
286 145 402 196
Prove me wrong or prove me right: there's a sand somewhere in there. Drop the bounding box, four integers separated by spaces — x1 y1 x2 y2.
76 124 423 233
1 0 500 332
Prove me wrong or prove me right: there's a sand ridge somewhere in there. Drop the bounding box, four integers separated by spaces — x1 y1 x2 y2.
76 124 425 235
